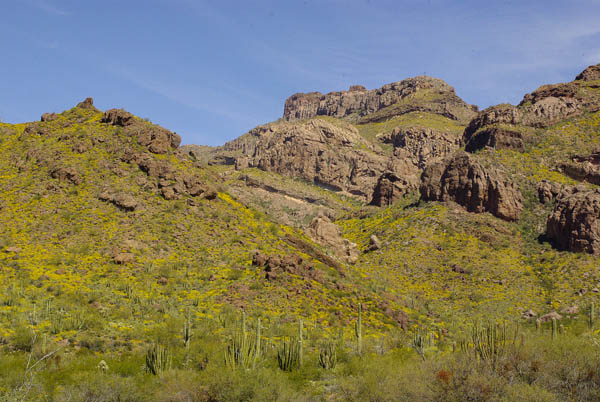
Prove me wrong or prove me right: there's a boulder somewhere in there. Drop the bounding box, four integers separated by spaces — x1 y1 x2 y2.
546 187 600 254
50 166 82 185
99 191 138 211
367 234 382 251
113 252 135 265
41 113 58 122
76 97 97 110
124 124 181 154
113 193 138 211
370 172 414 206
539 311 562 323
420 153 523 221
306 215 359 264
101 109 136 126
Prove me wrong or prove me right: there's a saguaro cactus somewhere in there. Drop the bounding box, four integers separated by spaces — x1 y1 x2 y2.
299 319 304 366
355 303 363 355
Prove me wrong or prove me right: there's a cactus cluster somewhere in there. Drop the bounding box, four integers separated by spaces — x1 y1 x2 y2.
224 312 262 370
412 329 427 361
318 342 337 370
145 344 171 375
277 320 304 372
465 321 515 366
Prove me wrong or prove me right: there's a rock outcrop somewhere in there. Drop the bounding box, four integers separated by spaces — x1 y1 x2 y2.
252 251 322 282
546 187 600 254
464 127 524 153
370 172 414 207
464 64 600 149
101 109 181 154
284 77 477 124
575 63 600 82
377 126 461 169
99 191 139 211
50 166 82 185
537 180 568 204
222 119 389 200
561 151 600 185
306 215 359 264
420 153 523 221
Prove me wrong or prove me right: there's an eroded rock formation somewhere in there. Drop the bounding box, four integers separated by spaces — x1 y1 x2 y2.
222 119 389 200
546 187 600 254
306 215 359 264
283 77 477 124
420 153 523 221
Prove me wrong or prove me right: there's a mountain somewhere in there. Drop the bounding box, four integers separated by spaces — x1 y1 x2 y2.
2 64 600 400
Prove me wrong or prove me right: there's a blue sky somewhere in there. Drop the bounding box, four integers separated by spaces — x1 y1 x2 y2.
1 0 599 145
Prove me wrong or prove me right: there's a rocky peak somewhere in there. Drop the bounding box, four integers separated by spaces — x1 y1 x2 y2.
464 64 600 150
101 109 181 154
575 63 600 81
283 76 477 124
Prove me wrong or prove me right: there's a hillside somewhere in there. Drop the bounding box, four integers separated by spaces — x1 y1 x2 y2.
2 65 600 400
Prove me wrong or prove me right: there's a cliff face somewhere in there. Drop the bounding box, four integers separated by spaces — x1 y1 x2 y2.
283 76 478 124
222 119 392 200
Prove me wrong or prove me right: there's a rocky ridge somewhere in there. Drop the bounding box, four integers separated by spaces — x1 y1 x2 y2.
284 76 478 124
463 64 600 153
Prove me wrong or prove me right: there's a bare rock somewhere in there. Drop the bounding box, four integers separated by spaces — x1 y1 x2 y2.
370 172 414 206
126 124 181 154
100 191 138 211
519 85 582 127
76 97 97 110
539 311 562 323
222 119 389 200
306 215 359 264
252 251 322 282
283 77 477 124
101 109 136 126
50 166 82 185
136 154 175 179
367 234 382 251
463 104 522 141
420 153 523 221
464 127 524 153
546 188 600 254
113 252 135 265
41 113 58 122
537 180 567 204
575 63 600 81
378 126 461 169
561 151 600 185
